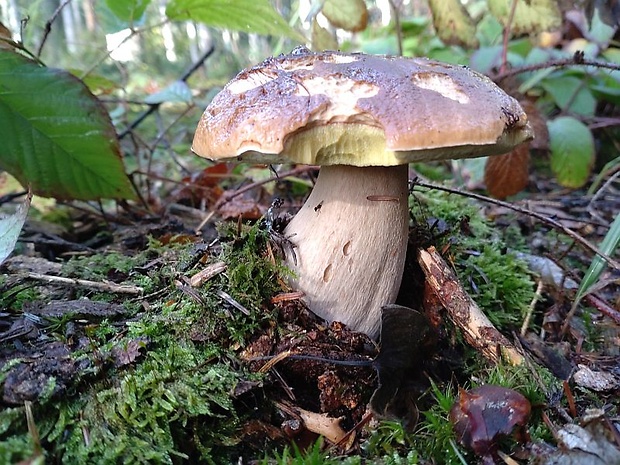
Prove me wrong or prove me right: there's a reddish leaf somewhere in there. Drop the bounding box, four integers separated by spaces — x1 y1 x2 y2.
484 144 530 199
219 197 263 220
450 385 531 460
174 163 229 206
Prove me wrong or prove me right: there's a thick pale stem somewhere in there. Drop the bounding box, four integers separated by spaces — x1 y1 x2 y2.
284 164 409 338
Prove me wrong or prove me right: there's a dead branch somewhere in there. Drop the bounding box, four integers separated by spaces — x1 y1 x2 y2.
418 247 524 365
494 55 620 83
412 180 620 271
25 272 143 295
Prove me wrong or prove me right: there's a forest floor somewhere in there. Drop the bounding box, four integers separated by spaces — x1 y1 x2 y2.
1 165 619 464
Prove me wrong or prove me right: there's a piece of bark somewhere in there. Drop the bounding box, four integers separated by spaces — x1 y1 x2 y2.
418 247 523 365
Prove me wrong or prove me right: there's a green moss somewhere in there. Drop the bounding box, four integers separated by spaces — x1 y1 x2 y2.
0 222 283 464
411 188 536 330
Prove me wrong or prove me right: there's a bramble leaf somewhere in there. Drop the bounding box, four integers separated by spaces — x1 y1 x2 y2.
166 0 304 42
0 50 135 200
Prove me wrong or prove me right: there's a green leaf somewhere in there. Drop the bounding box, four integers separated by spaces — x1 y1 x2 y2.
0 50 135 200
541 75 597 116
428 0 479 48
322 0 368 33
488 0 561 34
144 81 192 104
105 0 151 22
0 192 30 265
166 0 304 42
547 116 595 189
576 213 620 302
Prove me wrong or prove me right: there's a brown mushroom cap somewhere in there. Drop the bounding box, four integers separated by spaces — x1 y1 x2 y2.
192 48 533 165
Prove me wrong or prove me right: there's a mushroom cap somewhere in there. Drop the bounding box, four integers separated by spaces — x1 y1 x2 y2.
192 48 533 166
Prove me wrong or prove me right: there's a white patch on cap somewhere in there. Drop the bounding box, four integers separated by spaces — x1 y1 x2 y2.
324 54 358 64
227 70 277 94
411 73 469 104
296 76 379 122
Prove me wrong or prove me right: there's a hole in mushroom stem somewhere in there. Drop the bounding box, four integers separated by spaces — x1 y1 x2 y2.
323 264 333 283
343 241 352 256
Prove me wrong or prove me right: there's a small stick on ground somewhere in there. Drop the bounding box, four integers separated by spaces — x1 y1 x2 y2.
418 247 523 365
25 272 143 295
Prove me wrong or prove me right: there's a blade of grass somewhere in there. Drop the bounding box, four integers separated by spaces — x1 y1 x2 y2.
576 213 620 302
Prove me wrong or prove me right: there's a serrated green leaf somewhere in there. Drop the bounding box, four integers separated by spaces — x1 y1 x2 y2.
144 81 192 104
0 50 135 200
322 0 368 33
576 213 620 302
547 116 595 189
105 0 151 22
166 0 304 42
541 75 597 116
428 0 478 48
0 192 30 265
488 0 561 34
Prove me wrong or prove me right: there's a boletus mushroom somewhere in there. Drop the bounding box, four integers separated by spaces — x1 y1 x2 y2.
192 47 533 338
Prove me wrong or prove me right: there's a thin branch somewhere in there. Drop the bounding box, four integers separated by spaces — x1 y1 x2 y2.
25 272 143 294
118 45 214 139
79 19 170 79
37 0 72 57
412 179 620 271
500 0 519 74
494 55 620 82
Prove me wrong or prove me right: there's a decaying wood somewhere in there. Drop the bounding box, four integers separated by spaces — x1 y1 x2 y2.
418 247 523 365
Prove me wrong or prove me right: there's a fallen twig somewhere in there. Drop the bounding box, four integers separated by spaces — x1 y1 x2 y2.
494 55 620 83
25 272 143 295
118 45 215 139
418 247 524 365
412 180 620 271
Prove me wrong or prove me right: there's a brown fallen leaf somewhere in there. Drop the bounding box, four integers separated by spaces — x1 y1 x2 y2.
484 143 530 199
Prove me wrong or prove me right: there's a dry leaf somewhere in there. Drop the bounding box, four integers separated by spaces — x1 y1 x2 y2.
484 144 530 199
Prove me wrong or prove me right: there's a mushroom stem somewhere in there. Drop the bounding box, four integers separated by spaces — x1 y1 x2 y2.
284 164 409 338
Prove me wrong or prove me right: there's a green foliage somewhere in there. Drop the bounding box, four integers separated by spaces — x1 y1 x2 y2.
576 213 620 302
265 439 359 465
166 0 304 42
461 243 535 327
0 50 136 201
416 381 465 465
105 0 151 23
548 116 596 188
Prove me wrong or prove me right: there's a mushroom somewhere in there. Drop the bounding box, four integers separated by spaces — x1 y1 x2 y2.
192 48 533 338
